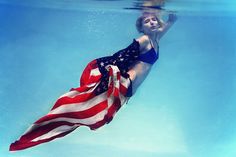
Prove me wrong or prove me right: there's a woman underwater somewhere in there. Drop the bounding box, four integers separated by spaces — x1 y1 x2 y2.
10 11 177 151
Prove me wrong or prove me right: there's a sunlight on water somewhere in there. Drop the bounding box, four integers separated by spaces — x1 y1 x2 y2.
0 0 235 13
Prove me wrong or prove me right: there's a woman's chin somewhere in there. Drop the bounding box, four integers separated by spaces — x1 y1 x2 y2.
150 29 158 33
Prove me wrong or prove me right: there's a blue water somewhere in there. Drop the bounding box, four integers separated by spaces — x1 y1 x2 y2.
0 1 236 157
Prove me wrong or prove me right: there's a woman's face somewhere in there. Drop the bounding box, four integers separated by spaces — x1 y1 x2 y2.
142 15 159 34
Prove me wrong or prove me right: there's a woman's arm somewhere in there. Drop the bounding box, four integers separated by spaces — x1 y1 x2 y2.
135 35 149 52
157 13 177 40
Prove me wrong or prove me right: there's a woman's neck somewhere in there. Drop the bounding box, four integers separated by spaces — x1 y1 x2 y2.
147 34 158 46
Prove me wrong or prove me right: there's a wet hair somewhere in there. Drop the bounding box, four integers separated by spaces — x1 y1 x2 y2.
136 12 164 33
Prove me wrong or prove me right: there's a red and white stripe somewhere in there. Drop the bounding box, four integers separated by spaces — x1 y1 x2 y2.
10 61 130 151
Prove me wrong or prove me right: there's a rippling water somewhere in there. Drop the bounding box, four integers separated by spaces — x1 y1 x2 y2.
0 0 236 13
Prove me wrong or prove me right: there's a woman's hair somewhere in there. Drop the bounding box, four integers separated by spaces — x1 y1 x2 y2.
136 12 164 33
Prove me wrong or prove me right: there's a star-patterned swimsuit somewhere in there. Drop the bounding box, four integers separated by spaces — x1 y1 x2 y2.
96 39 159 97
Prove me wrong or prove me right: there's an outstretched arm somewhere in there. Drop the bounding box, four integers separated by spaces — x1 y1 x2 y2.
157 13 177 40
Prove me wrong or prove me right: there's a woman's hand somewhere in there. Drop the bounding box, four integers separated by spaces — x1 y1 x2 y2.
156 13 177 40
168 13 177 23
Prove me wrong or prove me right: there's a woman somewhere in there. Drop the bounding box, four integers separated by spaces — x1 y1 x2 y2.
10 12 177 151
128 12 177 94
93 12 177 96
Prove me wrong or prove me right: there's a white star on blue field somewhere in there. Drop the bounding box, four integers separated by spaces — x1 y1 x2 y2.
0 1 236 157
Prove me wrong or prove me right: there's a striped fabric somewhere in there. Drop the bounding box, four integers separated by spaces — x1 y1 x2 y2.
10 60 130 151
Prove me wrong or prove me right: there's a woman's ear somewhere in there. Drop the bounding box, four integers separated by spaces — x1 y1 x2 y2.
139 27 144 33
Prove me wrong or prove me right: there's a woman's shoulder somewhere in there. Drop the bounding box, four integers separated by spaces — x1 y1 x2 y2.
135 35 149 50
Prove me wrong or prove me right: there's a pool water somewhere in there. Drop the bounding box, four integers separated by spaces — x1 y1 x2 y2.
0 1 236 157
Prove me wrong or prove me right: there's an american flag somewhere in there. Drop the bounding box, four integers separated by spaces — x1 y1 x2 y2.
10 59 130 151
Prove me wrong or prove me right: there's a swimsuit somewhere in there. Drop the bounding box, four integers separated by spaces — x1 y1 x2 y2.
138 47 159 64
137 40 159 65
96 39 159 97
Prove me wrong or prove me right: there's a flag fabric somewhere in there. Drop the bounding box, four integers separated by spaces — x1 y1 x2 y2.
10 59 130 151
